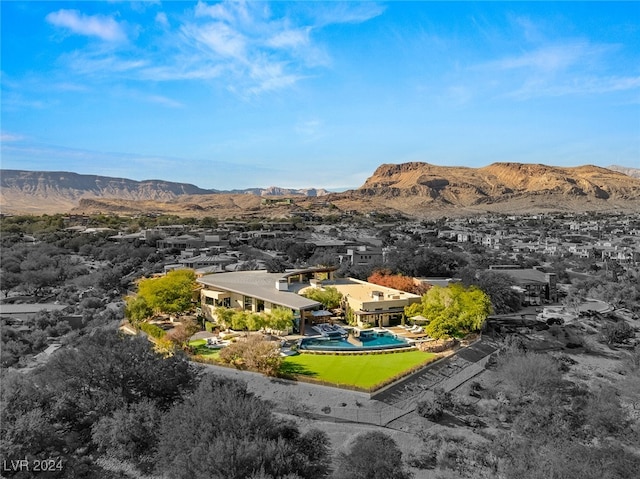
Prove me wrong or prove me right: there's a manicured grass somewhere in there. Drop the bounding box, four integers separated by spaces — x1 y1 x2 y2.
281 350 437 389
188 339 221 359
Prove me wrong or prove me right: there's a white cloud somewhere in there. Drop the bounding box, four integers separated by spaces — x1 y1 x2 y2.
310 2 386 27
0 132 25 142
46 9 127 42
187 22 247 59
246 71 302 95
50 81 90 93
507 75 640 99
485 43 610 73
64 50 147 76
295 119 324 141
141 93 184 108
266 28 311 49
177 0 380 94
508 14 544 44
195 0 238 23
155 12 169 28
473 39 635 100
42 1 381 97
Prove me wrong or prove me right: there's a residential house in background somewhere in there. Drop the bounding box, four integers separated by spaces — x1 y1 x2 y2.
342 245 383 267
488 265 558 305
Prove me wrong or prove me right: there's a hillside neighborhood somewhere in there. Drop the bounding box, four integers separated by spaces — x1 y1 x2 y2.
2 206 640 478
3 0 640 475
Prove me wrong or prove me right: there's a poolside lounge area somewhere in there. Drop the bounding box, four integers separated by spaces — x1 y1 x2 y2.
205 337 231 348
386 325 431 340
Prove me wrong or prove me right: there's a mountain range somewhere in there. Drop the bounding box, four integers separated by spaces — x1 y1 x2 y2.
0 170 329 215
1 163 639 218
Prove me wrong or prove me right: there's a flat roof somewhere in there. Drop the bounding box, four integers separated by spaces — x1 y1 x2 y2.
320 278 421 302
197 271 321 310
493 269 549 284
0 303 69 314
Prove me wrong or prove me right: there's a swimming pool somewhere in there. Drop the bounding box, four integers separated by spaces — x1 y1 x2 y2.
299 330 411 351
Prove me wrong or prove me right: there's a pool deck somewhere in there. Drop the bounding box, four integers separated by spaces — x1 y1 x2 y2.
386 326 431 341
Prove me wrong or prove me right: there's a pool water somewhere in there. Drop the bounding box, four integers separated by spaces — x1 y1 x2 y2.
299 330 410 351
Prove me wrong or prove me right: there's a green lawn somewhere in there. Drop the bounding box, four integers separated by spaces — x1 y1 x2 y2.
281 350 437 390
188 339 221 359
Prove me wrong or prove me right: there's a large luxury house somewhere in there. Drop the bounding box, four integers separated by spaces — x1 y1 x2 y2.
323 277 421 327
197 267 421 334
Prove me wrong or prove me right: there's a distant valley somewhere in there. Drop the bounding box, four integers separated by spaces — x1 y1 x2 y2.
1 163 639 218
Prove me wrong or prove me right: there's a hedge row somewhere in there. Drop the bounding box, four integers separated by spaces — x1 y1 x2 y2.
299 346 417 356
138 322 167 340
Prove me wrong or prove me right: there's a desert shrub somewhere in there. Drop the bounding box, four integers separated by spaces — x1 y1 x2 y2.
601 321 635 344
419 431 497 477
406 450 436 469
417 387 453 421
417 397 444 421
499 335 527 355
91 400 160 472
624 345 640 371
497 436 640 479
470 381 483 391
461 415 484 428
155 375 331 479
496 352 562 395
333 431 412 479
584 385 628 436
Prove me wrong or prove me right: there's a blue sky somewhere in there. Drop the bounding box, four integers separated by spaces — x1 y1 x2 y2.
2 1 639 190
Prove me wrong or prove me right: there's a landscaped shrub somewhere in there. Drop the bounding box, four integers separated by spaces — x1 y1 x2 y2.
218 335 282 376
138 321 166 340
418 338 457 352
204 321 215 333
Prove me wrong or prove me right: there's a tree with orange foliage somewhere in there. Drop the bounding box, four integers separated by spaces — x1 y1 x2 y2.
367 269 430 295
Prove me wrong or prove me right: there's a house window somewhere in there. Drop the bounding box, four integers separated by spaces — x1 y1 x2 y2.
222 297 231 308
205 297 214 306
244 296 253 310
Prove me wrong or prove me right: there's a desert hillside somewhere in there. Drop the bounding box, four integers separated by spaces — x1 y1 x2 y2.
0 170 328 215
0 170 214 214
333 162 640 217
357 162 639 201
607 164 640 179
2 163 639 217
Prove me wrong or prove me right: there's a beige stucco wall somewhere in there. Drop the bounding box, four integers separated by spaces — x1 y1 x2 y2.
200 288 294 322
